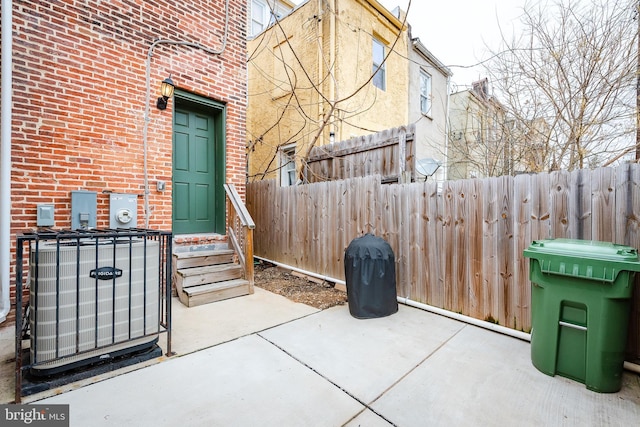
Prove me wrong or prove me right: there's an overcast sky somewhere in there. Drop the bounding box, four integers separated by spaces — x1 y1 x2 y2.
376 0 525 88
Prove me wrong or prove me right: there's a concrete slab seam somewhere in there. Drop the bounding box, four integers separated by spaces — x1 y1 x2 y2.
170 309 325 359
256 333 398 427
364 323 468 410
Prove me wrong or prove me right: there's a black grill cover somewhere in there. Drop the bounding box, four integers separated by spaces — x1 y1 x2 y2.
344 234 398 319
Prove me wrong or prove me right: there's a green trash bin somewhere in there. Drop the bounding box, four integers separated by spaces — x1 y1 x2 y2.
523 238 640 393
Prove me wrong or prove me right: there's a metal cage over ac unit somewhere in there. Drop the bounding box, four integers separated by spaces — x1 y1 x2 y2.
14 228 172 402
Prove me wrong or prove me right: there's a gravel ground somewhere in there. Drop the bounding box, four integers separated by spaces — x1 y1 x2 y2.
254 261 347 310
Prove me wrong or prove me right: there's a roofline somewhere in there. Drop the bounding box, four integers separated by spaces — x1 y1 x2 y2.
412 37 452 77
363 0 406 31
272 1 405 32
451 87 504 110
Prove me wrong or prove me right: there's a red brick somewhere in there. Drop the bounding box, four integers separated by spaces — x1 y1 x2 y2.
7 0 247 324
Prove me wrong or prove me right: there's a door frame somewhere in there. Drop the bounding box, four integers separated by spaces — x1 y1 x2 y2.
172 90 227 234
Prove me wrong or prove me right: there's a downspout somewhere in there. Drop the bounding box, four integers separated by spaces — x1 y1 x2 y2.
316 0 324 144
329 0 336 140
0 0 13 323
397 296 640 374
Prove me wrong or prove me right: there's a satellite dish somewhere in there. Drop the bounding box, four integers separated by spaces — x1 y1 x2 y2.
416 158 441 179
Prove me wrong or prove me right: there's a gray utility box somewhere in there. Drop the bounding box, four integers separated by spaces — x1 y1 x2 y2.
109 193 138 229
71 190 97 230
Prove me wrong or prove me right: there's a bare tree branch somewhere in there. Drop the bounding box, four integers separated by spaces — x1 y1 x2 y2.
482 0 637 172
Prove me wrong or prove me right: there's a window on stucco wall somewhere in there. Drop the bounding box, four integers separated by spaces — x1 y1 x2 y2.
279 144 297 187
372 38 386 91
420 70 432 116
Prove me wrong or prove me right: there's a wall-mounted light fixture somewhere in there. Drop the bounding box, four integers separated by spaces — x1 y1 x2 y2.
156 75 175 110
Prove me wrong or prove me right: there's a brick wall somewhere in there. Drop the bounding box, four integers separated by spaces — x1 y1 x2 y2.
6 0 248 322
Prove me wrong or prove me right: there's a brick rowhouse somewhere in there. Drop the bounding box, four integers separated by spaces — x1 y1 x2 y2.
7 0 248 322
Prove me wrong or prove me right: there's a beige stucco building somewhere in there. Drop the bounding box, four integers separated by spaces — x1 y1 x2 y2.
247 0 410 184
408 37 452 183
447 79 509 179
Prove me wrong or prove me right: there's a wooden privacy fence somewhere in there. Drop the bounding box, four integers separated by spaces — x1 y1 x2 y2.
304 125 415 183
246 163 640 362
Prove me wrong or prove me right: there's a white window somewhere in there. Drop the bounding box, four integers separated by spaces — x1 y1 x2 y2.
372 38 386 90
251 0 266 36
279 145 297 187
420 70 432 116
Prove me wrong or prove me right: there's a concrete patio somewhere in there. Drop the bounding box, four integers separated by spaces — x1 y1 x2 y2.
1 287 639 426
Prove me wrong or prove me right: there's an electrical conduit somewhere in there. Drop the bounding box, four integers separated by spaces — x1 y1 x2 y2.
397 297 640 375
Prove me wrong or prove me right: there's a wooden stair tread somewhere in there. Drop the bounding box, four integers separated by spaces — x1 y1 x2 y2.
175 262 243 290
173 250 236 270
173 249 234 259
177 278 251 307
182 279 250 296
176 263 242 277
172 246 253 308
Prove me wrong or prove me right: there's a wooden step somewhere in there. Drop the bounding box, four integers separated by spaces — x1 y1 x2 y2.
173 249 235 270
172 247 250 308
177 279 251 307
175 263 243 289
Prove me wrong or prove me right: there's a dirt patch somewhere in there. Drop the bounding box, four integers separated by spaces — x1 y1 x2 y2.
254 261 347 310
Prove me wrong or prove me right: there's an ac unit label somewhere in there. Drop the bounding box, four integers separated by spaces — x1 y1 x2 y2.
90 267 123 280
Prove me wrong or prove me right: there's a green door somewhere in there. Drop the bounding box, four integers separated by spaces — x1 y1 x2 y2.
172 96 225 234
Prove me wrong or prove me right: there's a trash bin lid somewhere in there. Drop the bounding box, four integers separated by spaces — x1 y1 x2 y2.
524 238 640 281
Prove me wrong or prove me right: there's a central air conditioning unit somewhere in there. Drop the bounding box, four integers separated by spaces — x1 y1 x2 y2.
29 238 160 376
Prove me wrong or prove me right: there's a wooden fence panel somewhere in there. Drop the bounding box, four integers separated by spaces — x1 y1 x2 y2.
615 164 640 362
454 180 471 316
498 176 516 329
285 186 296 264
330 180 342 277
247 164 640 362
425 181 443 307
571 168 592 240
337 179 351 278
591 167 615 242
513 173 533 332
482 177 500 324
468 179 484 321
550 170 571 238
305 126 415 183
441 181 456 313
615 164 639 245
300 184 310 268
531 172 551 241
398 184 412 298
409 183 428 302
387 184 403 290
